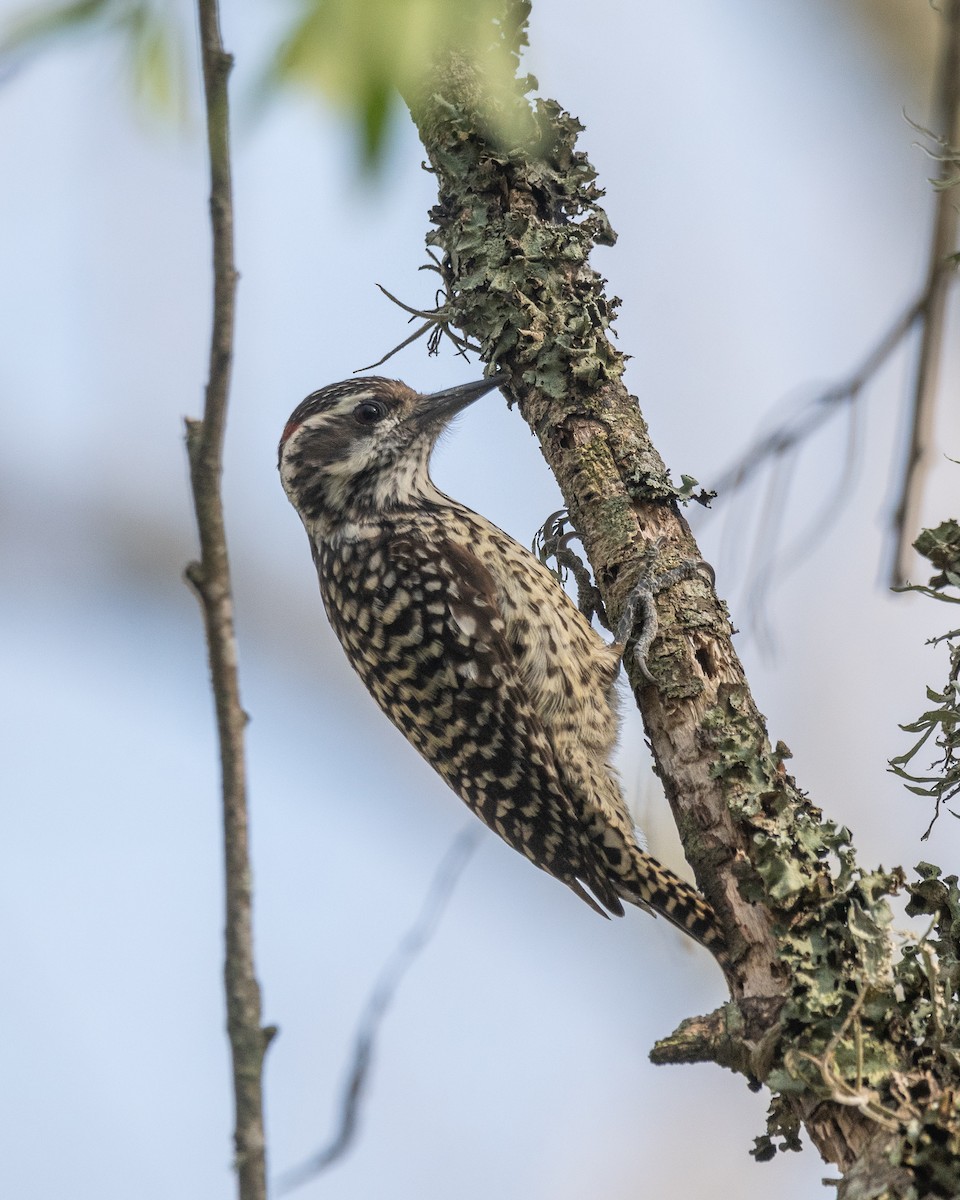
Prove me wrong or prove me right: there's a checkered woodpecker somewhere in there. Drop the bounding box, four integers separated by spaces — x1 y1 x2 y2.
278 374 727 965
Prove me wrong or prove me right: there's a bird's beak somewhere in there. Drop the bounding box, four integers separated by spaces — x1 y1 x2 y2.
414 372 509 429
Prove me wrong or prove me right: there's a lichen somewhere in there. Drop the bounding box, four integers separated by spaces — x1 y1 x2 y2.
406 6 960 1188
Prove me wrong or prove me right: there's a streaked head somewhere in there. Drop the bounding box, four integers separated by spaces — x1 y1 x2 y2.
278 374 506 531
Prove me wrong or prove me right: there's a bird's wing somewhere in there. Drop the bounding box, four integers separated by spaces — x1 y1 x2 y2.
326 529 626 916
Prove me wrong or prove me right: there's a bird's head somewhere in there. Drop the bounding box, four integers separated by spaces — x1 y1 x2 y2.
278 374 506 532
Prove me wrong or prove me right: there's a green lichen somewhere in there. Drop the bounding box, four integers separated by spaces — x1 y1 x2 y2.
408 6 960 1187
890 518 960 836
407 8 625 402
913 519 960 585
700 686 930 1163
748 855 960 1174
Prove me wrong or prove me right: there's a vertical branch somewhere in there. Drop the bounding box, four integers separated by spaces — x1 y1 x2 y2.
186 3 273 1199
891 0 960 586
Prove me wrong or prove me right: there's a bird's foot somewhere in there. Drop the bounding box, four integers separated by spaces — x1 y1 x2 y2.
533 509 610 629
613 538 715 683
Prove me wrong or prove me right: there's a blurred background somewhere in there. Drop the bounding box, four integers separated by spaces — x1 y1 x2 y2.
2 1 959 1196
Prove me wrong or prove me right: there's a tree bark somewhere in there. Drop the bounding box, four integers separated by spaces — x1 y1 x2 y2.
403 4 960 1193
187 4 273 1197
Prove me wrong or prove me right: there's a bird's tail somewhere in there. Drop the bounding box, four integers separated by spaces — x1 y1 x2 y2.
622 855 730 969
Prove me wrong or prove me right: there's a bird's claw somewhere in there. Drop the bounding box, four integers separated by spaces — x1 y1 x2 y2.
614 538 714 683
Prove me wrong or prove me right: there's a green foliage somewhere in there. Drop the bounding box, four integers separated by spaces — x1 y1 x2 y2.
913 518 960 587
890 519 960 835
3 0 536 165
270 0 537 168
0 0 188 118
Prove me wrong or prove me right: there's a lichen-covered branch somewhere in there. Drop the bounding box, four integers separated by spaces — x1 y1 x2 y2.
402 2 960 1192
186 3 273 1197
404 3 819 992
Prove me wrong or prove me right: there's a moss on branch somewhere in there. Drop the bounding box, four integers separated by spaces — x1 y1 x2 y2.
404 3 960 1192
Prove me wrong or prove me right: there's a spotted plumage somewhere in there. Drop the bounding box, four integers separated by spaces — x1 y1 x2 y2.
279 374 726 963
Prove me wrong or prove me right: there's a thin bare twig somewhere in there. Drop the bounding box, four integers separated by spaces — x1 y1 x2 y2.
355 280 483 372
703 296 921 641
277 826 482 1193
710 293 923 503
890 0 960 586
707 4 960 609
186 4 273 1199
355 317 436 371
374 282 443 321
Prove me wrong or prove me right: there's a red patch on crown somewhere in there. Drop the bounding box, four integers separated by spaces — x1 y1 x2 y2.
280 418 302 446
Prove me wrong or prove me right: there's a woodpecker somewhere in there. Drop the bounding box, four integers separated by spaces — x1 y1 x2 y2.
278 374 727 965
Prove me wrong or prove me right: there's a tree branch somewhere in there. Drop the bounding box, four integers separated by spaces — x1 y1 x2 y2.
186 4 273 1198
277 827 481 1192
890 0 960 586
401 3 960 1190
703 294 921 645
406 10 800 1002
710 295 923 507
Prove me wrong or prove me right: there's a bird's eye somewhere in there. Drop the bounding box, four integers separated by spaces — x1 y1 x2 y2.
353 400 386 425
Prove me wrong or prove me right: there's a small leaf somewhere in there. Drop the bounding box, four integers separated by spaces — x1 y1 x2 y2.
1 0 110 57
2 0 188 121
268 0 540 170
